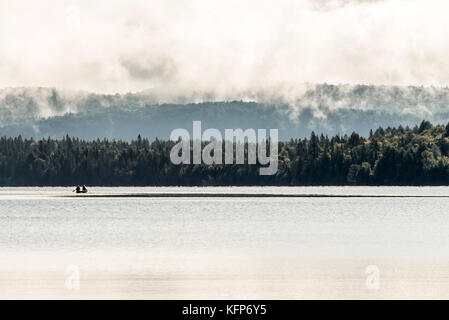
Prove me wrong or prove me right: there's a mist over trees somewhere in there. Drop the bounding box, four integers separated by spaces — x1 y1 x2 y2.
2 120 449 186
2 84 449 140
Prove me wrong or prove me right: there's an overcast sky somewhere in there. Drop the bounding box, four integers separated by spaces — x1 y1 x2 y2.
1 0 448 94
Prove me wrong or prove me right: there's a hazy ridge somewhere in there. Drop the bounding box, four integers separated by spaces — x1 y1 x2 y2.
1 84 449 140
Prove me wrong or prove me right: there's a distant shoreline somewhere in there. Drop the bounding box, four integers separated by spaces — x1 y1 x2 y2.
57 193 449 198
2 121 449 186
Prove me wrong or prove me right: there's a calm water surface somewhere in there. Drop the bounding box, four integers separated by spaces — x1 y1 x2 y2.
1 186 449 299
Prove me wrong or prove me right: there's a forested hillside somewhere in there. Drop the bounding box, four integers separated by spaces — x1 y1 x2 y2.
3 85 449 140
1 120 449 186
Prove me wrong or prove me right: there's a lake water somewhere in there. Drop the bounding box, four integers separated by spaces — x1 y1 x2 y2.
1 186 449 299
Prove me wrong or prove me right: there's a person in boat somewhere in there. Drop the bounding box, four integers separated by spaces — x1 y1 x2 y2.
82 185 87 193
75 185 81 193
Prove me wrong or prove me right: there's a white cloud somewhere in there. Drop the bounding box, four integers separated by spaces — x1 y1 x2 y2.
1 0 449 95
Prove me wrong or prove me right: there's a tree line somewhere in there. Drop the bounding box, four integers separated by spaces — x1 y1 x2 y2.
1 120 449 186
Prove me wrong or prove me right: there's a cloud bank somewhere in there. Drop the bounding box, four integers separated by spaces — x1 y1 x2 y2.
1 0 449 95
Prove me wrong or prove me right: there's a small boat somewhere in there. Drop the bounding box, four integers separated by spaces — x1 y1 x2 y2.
73 185 88 194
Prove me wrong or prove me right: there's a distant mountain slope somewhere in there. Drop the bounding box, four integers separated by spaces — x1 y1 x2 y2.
1 84 449 140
